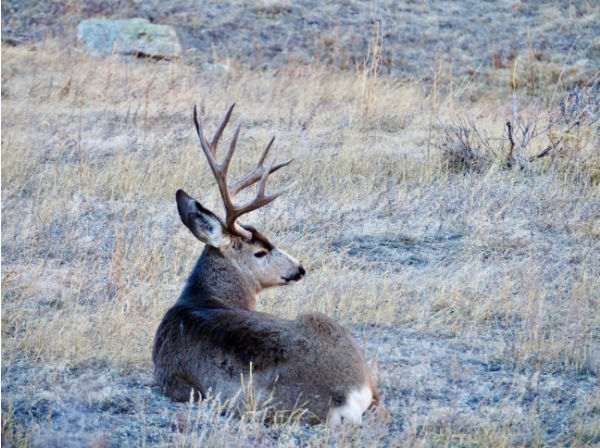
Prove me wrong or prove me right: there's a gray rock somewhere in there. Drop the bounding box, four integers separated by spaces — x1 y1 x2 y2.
77 18 182 59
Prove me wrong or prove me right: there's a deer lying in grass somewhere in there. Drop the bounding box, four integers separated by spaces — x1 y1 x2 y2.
153 104 379 425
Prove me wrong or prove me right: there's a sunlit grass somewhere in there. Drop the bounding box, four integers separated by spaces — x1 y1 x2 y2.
2 38 599 446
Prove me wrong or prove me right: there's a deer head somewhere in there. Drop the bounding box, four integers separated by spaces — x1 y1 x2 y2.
176 104 305 303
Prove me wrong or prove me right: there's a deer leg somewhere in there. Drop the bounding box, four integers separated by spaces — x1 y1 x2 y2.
164 375 204 402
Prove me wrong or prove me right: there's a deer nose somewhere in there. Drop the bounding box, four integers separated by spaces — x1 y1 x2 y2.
298 265 306 277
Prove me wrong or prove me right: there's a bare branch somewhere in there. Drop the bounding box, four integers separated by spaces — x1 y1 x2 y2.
506 120 515 164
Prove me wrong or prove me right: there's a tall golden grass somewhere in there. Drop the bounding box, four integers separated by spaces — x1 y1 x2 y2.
2 38 599 445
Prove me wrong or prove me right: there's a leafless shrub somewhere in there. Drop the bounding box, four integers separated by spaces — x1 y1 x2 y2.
560 80 600 125
439 80 600 173
437 116 496 172
506 98 557 165
523 80 600 185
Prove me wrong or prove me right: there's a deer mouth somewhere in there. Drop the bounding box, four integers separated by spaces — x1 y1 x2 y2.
282 266 306 284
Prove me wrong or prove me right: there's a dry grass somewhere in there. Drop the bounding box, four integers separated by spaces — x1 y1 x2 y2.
2 35 599 447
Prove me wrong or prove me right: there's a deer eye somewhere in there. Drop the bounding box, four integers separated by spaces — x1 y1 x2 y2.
254 250 268 258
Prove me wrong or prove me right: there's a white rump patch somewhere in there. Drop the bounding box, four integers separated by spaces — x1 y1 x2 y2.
329 384 373 426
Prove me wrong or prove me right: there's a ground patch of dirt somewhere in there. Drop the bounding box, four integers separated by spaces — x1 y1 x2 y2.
334 232 463 269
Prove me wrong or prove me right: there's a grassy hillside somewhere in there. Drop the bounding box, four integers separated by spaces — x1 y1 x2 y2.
2 2 599 446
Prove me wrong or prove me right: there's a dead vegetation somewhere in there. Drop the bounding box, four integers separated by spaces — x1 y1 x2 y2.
2 2 600 446
438 79 600 173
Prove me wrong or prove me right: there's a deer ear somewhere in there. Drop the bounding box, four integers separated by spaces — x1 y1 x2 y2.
176 190 230 248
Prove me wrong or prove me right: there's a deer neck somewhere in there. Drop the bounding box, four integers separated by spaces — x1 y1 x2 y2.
178 246 259 310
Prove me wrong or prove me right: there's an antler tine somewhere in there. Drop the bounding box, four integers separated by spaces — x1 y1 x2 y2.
256 144 297 200
195 105 296 238
258 137 295 177
194 106 237 223
193 104 236 158
193 105 202 140
225 180 298 230
229 135 295 197
224 144 297 229
258 135 276 165
257 143 282 197
264 179 299 203
211 103 236 152
195 109 218 171
221 119 242 175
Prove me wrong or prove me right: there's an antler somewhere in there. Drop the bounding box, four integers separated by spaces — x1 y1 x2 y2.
193 104 296 239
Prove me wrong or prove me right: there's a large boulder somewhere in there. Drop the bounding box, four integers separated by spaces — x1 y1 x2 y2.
77 18 182 59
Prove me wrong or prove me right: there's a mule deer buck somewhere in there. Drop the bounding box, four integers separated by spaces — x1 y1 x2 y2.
153 104 379 424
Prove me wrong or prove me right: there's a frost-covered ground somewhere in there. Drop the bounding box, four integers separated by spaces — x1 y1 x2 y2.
2 1 600 446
